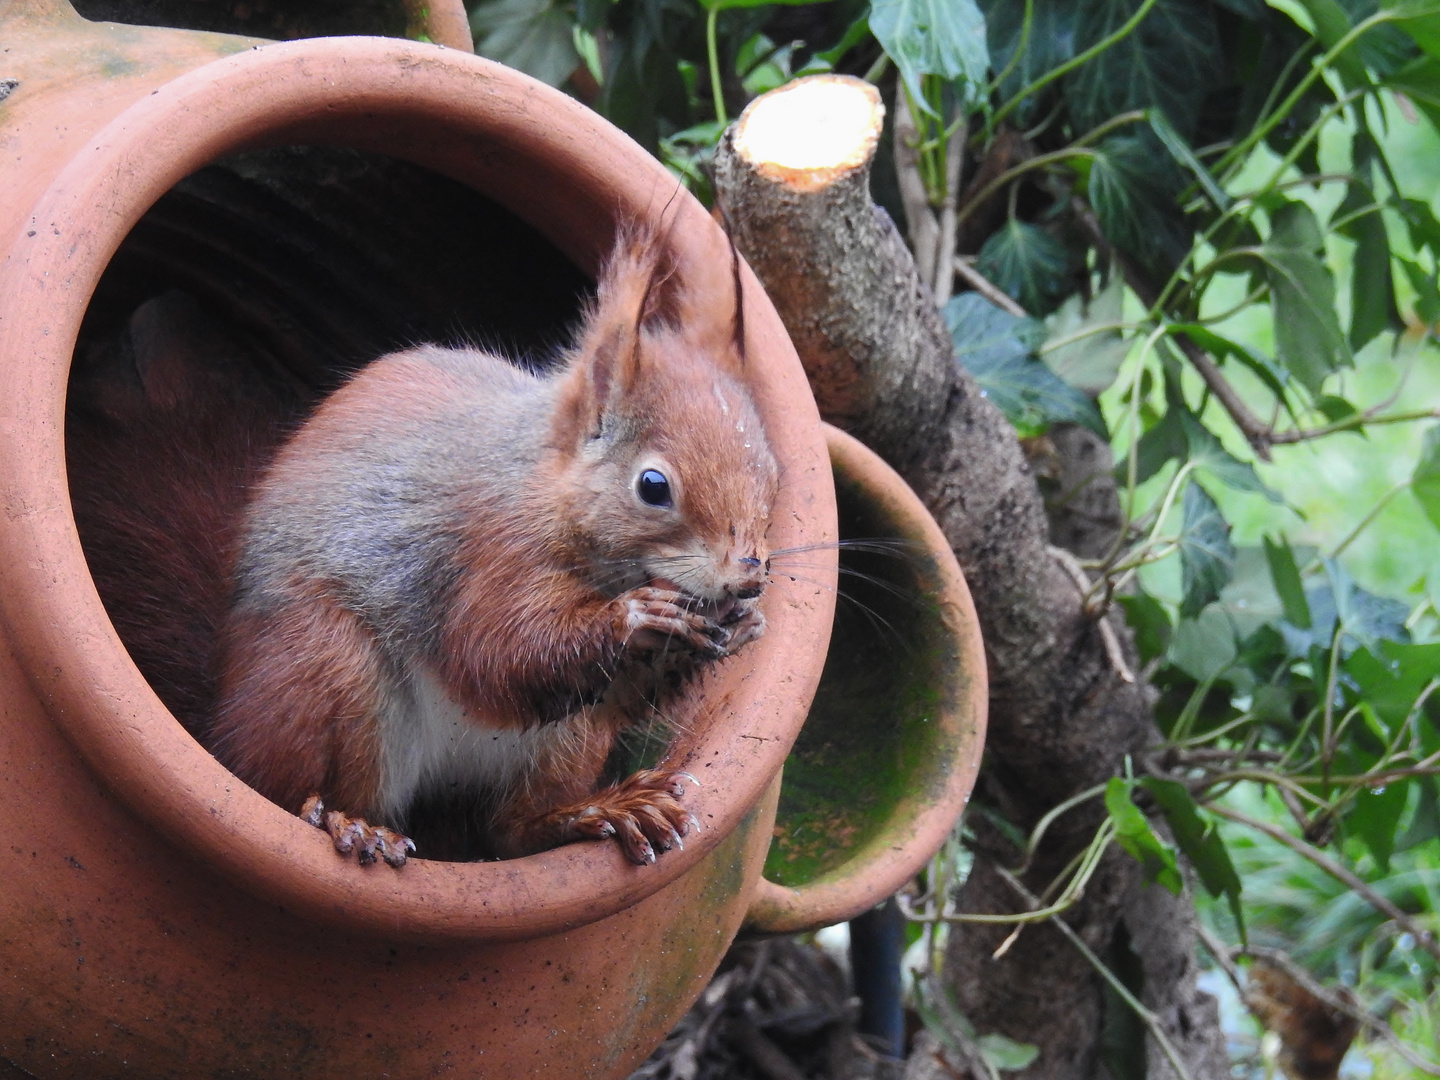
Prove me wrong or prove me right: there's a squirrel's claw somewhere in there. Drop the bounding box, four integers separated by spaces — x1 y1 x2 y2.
300 795 414 868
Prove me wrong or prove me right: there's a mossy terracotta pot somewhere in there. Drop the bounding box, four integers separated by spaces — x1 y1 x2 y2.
0 5 986 1076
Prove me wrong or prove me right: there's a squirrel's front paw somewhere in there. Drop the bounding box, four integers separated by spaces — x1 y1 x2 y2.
551 769 701 865
617 586 728 658
301 795 415 868
716 599 765 654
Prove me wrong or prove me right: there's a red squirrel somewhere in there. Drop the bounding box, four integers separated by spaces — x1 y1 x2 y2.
202 226 779 868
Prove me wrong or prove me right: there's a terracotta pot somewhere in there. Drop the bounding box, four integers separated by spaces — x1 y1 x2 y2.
0 6 985 1076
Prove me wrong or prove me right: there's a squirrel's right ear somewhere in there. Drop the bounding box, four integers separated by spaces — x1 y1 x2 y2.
561 227 670 439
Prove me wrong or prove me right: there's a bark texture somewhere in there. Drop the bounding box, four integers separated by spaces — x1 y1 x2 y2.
714 106 1225 1078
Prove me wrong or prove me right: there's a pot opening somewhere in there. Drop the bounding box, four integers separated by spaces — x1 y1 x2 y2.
64 145 602 861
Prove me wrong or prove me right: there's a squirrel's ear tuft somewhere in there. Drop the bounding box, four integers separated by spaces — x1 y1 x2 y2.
655 217 748 377
557 224 671 442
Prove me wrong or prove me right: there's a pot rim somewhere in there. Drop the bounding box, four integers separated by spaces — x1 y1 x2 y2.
0 37 836 943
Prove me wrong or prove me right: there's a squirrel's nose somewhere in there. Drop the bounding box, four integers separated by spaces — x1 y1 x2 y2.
734 556 765 599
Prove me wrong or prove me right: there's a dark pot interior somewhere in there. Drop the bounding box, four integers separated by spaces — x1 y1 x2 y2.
65 147 597 860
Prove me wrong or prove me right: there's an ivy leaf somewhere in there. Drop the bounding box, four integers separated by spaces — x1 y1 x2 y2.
1148 107 1231 210
945 291 1047 358
1106 779 1183 895
1129 403 1187 485
1344 640 1440 726
1139 778 1245 940
1264 534 1312 629
1291 0 1373 88
976 219 1073 316
1169 605 1238 682
1413 424 1440 532
1088 131 1192 281
870 0 990 114
1398 195 1440 255
1261 201 1351 394
471 0 581 87
1335 138 1401 351
1042 275 1130 395
1351 769 1408 873
977 1034 1040 1072
1304 559 1413 654
1179 482 1235 618
979 0 1080 123
1398 256 1440 325
1118 592 1173 666
948 294 1107 436
1179 411 1283 503
1065 0 1223 139
1384 0 1440 59
1386 53 1440 132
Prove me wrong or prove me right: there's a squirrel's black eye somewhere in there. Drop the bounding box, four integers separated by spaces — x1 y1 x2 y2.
637 468 673 508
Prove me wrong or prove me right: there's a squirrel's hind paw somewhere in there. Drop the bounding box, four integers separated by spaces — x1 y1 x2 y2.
544 769 700 865
300 795 415 868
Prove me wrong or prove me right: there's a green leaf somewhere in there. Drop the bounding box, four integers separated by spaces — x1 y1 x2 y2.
1384 0 1440 59
980 0 1080 123
1106 778 1183 895
1291 0 1373 87
1118 592 1173 665
870 0 990 114
1179 482 1235 618
472 0 582 87
1065 0 1224 139
949 296 1107 437
1129 403 1187 485
797 14 873 74
946 291 1046 354
1350 776 1408 872
976 219 1073 316
1398 256 1440 325
977 1033 1041 1072
1261 201 1351 394
1315 394 1359 423
1413 424 1440 531
1088 131 1192 280
1326 558 1412 651
1147 108 1231 210
1179 411 1283 503
1139 778 1246 940
1169 604 1238 682
1398 195 1440 254
1386 53 1440 131
1264 534 1312 629
1335 139 1401 351
1042 275 1130 395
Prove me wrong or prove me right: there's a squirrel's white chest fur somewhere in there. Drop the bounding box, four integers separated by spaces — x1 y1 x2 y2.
373 665 570 822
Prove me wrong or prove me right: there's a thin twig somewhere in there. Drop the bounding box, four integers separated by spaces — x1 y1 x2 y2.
1193 919 1245 995
895 74 939 289
1208 804 1440 964
1269 406 1440 445
993 865 1197 1080
953 256 1028 316
1049 545 1135 682
727 1017 810 1080
932 112 967 306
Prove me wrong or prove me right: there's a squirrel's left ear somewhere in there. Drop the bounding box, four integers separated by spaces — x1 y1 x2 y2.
558 225 670 440
663 221 748 377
